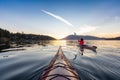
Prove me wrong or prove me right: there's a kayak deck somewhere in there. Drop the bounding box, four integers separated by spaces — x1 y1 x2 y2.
40 46 80 80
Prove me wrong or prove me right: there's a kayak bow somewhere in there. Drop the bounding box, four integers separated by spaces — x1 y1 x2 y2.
40 46 80 80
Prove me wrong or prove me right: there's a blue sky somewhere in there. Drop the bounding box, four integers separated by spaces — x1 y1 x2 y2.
0 0 120 39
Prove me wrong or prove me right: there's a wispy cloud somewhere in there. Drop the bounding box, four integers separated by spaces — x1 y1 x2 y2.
41 10 73 27
77 25 98 34
114 16 120 21
96 32 120 38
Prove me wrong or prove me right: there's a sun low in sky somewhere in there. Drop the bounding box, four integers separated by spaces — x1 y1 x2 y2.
0 0 120 39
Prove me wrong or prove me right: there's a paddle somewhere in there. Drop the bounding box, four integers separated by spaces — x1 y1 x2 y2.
74 32 84 55
74 32 97 54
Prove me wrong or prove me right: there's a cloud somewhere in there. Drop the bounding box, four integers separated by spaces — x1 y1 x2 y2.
114 16 120 20
77 25 98 34
41 10 73 27
96 32 120 38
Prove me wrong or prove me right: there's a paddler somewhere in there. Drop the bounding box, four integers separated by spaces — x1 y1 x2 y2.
78 38 84 55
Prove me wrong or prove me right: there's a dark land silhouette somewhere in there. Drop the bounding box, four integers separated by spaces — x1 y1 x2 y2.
62 34 120 40
0 28 56 51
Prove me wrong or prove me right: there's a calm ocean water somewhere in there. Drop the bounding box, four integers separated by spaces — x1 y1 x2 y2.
0 40 120 80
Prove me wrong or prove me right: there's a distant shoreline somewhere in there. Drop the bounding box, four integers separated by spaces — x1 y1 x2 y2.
62 35 120 40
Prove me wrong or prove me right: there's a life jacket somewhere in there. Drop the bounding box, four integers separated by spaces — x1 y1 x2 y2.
78 40 84 45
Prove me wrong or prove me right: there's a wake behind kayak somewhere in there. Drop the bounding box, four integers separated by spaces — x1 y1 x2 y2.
40 46 80 80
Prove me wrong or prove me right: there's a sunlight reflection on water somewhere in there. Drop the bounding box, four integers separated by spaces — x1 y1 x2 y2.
0 40 120 80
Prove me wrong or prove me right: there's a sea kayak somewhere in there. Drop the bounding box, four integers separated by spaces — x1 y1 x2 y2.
40 46 80 80
77 44 97 52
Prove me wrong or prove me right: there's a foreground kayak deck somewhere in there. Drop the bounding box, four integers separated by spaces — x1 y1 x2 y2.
40 46 80 80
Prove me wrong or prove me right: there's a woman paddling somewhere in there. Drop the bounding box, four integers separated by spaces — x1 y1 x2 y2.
73 38 84 60
78 38 84 55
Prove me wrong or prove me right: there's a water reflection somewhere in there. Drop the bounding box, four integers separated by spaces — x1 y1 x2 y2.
0 40 120 80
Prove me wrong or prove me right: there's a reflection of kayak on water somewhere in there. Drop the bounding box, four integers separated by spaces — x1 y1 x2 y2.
40 46 80 80
77 44 97 52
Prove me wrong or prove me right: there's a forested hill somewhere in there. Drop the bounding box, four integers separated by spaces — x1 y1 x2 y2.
105 37 120 40
0 28 56 44
0 28 55 40
62 35 120 40
62 35 104 40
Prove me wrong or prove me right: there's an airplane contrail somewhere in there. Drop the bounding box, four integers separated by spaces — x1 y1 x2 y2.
41 10 73 27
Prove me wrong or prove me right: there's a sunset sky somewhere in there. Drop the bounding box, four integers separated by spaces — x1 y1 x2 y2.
0 0 120 39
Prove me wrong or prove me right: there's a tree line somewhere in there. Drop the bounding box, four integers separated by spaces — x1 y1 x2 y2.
0 28 56 50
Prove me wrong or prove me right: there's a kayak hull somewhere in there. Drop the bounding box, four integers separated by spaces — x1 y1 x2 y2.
77 44 97 52
40 46 80 80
